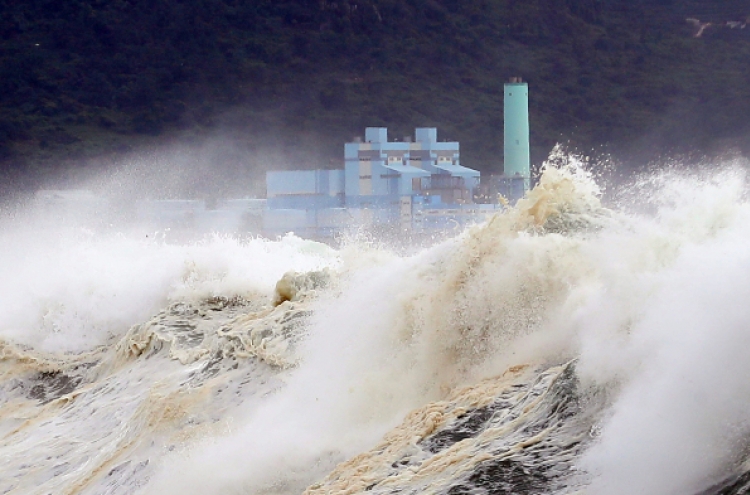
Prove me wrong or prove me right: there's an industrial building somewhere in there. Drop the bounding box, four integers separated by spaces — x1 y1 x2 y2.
343 127 478 206
263 127 496 239
263 79 532 240
34 80 531 242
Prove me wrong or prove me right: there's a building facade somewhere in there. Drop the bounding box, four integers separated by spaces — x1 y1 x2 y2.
344 127 479 207
263 127 493 240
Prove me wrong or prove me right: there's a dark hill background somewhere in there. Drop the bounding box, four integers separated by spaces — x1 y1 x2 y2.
2 0 750 196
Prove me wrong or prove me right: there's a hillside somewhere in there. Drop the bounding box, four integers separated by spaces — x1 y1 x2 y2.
1 0 750 195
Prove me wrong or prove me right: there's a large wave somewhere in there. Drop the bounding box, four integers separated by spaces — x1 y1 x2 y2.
2 155 750 495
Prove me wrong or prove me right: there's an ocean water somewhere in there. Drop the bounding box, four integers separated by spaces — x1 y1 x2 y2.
2 156 750 495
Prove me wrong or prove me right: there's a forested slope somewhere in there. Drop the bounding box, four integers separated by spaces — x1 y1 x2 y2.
1 0 749 193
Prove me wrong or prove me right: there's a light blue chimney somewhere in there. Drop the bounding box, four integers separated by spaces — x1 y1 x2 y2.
504 78 530 194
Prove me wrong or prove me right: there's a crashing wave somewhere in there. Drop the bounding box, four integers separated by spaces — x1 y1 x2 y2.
0 269 331 495
3 160 750 495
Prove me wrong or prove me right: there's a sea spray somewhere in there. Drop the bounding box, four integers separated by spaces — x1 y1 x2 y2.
575 167 750 495
146 159 613 494
3 159 750 494
0 229 337 352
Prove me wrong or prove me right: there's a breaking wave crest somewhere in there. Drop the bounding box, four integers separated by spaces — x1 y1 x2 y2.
2 155 750 495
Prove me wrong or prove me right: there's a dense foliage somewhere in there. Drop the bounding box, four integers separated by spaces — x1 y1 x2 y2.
1 0 749 193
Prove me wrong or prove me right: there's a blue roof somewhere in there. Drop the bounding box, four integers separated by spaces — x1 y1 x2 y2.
383 164 430 176
433 163 480 177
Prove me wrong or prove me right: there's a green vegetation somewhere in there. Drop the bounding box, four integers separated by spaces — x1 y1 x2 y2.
1 0 750 193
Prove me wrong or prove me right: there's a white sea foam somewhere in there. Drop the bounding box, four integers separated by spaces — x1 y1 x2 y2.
0 224 337 353
2 157 750 495
148 156 611 494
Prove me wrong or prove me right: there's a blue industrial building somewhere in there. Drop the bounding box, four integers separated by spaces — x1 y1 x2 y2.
31 81 532 241
343 127 479 205
264 169 347 239
263 79 532 240
263 127 492 239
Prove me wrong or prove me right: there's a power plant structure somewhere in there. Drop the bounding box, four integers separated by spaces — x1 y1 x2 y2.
263 79 531 239
264 127 491 239
29 80 532 241
262 78 533 240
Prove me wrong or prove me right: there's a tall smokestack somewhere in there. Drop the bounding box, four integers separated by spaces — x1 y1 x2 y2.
504 77 530 193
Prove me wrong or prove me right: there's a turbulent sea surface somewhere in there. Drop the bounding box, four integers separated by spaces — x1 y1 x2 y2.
3 159 750 495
